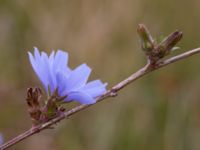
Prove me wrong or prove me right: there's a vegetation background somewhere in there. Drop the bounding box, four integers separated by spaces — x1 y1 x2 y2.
0 0 200 150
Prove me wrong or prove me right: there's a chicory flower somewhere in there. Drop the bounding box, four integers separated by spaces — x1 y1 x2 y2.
0 133 3 145
28 47 107 104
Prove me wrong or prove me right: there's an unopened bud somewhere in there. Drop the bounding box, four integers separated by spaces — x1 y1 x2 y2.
137 24 155 53
156 30 183 57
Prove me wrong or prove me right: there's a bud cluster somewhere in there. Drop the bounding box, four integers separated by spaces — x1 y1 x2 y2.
137 24 183 64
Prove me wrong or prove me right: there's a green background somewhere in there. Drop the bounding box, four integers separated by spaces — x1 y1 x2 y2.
0 0 200 149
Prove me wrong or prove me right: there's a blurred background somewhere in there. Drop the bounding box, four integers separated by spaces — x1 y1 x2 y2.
0 0 200 149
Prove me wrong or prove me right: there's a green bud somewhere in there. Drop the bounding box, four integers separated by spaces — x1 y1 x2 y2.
156 30 183 57
137 24 155 53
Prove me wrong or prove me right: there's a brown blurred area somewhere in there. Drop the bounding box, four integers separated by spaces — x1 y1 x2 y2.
0 0 200 149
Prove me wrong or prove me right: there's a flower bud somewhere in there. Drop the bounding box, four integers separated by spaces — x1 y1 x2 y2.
156 30 183 58
137 24 155 53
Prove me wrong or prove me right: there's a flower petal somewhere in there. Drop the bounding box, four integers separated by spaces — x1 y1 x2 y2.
53 50 71 74
56 71 68 96
34 47 41 61
49 51 55 64
41 52 56 92
28 52 48 90
66 91 96 104
81 80 107 97
64 64 91 91
0 133 3 145
84 80 106 88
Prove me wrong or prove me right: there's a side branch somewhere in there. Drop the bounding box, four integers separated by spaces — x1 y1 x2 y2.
160 47 200 66
1 47 200 150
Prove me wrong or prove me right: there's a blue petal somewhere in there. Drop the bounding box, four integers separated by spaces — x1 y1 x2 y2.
41 52 56 92
28 52 48 90
53 50 71 75
66 91 96 104
0 133 3 145
49 51 55 64
56 71 68 96
84 80 106 88
34 47 41 62
64 64 91 91
81 80 107 97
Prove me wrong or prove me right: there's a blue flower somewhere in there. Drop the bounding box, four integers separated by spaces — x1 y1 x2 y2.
28 47 107 104
0 133 3 145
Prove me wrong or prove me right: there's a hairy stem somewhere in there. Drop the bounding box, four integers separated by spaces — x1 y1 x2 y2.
1 47 200 150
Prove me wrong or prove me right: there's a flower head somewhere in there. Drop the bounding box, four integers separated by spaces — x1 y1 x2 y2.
28 47 107 104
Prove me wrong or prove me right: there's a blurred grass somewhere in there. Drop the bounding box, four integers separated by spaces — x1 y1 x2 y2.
0 0 200 150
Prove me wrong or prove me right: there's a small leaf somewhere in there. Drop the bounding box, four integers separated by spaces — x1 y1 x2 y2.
171 46 180 51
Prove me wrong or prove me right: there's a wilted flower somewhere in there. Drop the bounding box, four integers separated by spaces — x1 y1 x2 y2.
0 133 3 145
28 47 107 104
